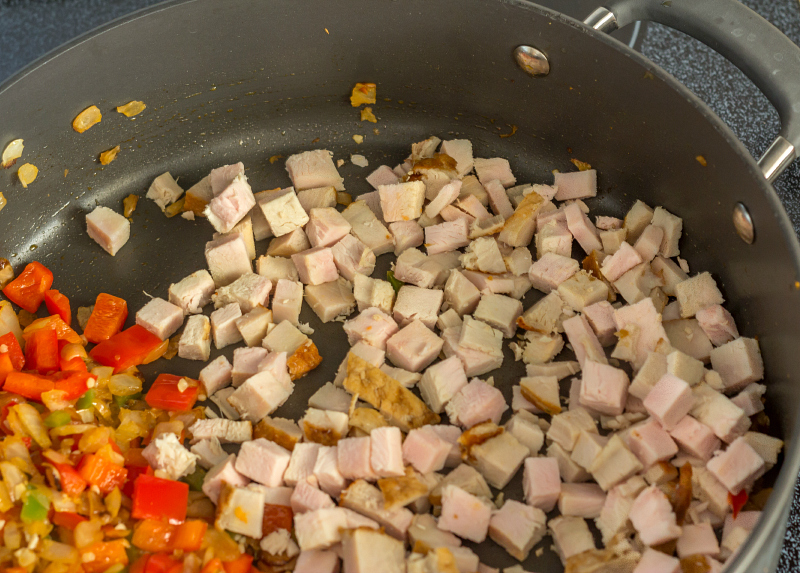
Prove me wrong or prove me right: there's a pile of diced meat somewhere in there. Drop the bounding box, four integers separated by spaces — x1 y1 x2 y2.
86 135 783 573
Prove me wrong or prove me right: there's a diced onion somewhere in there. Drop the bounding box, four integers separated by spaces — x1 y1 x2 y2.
99 145 121 166
41 540 80 564
18 163 38 188
73 519 103 549
116 100 146 117
123 194 139 218
11 403 52 448
108 373 143 397
72 106 102 133
1 138 23 169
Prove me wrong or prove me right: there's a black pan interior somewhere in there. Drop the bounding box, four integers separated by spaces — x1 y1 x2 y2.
1 0 800 570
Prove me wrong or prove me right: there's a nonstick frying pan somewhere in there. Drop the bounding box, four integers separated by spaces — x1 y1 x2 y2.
1 0 799 570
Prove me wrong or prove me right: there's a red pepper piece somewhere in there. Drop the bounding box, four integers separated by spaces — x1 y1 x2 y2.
0 331 25 371
25 327 59 375
78 453 128 495
728 489 748 520
145 374 199 412
52 511 88 530
2 261 53 313
3 371 55 401
200 559 225 573
24 315 82 345
52 461 88 496
89 325 162 373
222 555 253 573
171 520 208 551
80 540 129 573
52 371 93 400
83 293 128 344
0 354 14 387
144 555 181 573
122 464 149 499
131 474 188 525
44 289 72 325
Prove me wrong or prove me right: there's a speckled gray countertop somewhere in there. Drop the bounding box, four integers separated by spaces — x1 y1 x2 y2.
1 0 800 569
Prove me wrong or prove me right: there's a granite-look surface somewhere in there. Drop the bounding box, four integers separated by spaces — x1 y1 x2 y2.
1 0 800 569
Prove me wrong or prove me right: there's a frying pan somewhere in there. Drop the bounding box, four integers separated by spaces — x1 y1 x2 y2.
1 0 799 570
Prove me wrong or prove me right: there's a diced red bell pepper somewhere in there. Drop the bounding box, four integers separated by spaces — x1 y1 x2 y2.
78 453 128 495
3 371 55 401
52 371 93 400
145 374 199 412
200 559 225 573
729 489 748 520
122 463 149 499
2 261 53 313
52 511 88 530
52 461 88 496
59 341 88 372
262 504 293 537
25 327 59 375
130 554 151 573
83 293 128 344
44 289 71 326
0 332 25 371
131 474 188 525
144 554 181 573
80 540 129 573
222 555 253 573
24 315 82 345
131 520 174 552
89 325 163 373
0 354 14 387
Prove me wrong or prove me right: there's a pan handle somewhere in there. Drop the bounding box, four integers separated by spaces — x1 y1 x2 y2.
584 0 800 183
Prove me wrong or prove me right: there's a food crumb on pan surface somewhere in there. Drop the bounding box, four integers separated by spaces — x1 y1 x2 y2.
0 81 784 573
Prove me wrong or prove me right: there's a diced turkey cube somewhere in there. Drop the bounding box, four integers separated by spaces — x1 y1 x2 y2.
168 270 215 315
342 307 398 351
267 227 311 257
228 370 293 421
295 186 337 214
366 165 400 189
503 248 532 278
402 426 452 474
629 485 682 546
482 179 514 220
284 443 321 487
676 522 720 559
229 346 268 387
305 207 351 248
666 349 705 387
595 216 622 230
643 374 694 431
623 200 654 243
147 172 184 209
651 256 688 298
709 337 763 392
564 202 602 254
337 437 376 481
520 375 561 416
408 514 461 551
205 234 252 287
505 412 545 455
291 247 339 286
529 253 579 293
271 279 303 324
441 327 503 377
731 383 766 417
547 408 597 451
256 255 299 284
174 315 211 363
294 507 377 550
570 430 608 470
213 273 272 314
600 242 642 282
135 297 183 341
613 297 670 370
517 291 563 334
294 550 339 573
562 314 607 368
377 181 424 223
301 408 349 446
664 319 714 364
305 277 355 322
690 383 750 443
215 483 265 538
627 418 678 468
213 216 256 261
498 192 546 247
236 306 273 347
634 548 680 573
290 478 334 514
548 516 595 564
285 149 344 191
385 319 444 372
198 357 232 397
426 180 462 218
696 304 739 347
341 528 405 573
209 303 242 349
207 163 244 196
332 234 375 281
444 269 481 315
341 200 395 256
446 378 508 428
579 361 629 416
313 446 347 497
474 158 515 188
675 272 724 318
553 170 597 201
590 435 643 491
536 219 573 258
599 228 627 256
234 438 291 487
583 301 616 346
86 206 131 256
201 454 250 503
440 140 474 177
669 415 721 461
425 219 470 255
388 220 424 256
417 356 469 414
190 419 252 445
353 273 395 314
460 237 506 274
632 224 664 263
204 174 256 234
558 482 606 518
438 485 493 543
472 293 522 338
256 188 309 238
370 426 405 478
190 437 228 470
558 270 609 312
339 479 413 539
489 500 546 561
706 436 765 494
469 431 527 489
650 206 683 257
392 286 443 329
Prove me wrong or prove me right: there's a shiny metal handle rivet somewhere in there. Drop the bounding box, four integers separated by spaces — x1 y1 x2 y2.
583 7 619 33
514 46 550 77
733 202 755 244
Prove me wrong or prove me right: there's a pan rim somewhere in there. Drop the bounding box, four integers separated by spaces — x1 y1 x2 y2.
1 0 799 569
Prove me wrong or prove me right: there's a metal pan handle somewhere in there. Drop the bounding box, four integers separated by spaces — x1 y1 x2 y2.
584 0 800 183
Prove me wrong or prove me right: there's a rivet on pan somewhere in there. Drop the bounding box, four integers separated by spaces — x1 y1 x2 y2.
733 202 755 244
514 46 550 77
